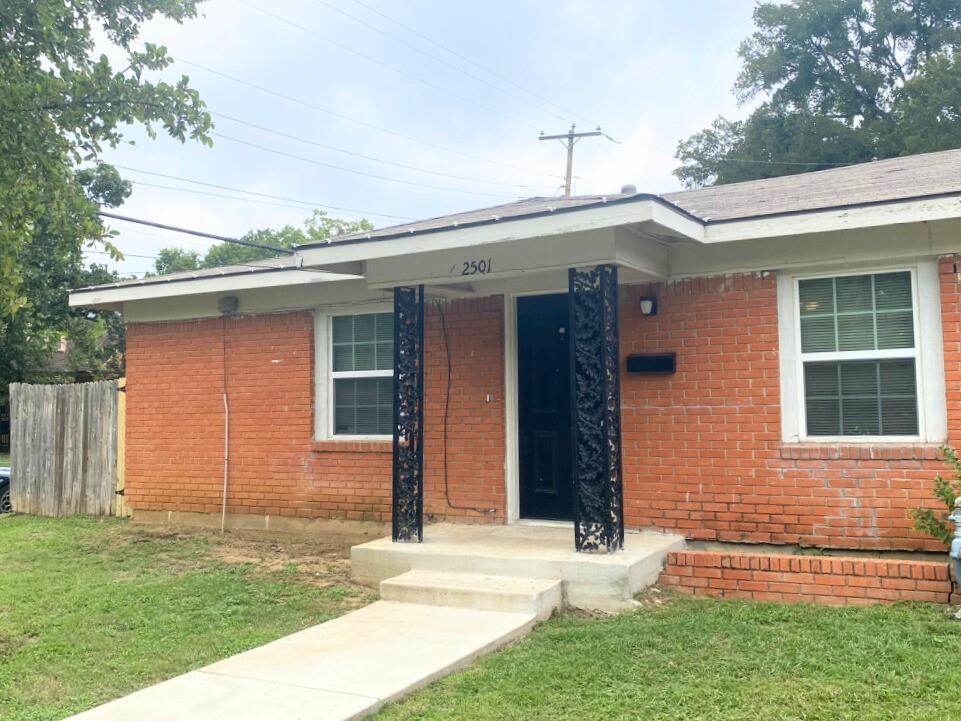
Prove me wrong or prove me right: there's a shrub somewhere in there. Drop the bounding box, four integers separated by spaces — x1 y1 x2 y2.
912 445 960 546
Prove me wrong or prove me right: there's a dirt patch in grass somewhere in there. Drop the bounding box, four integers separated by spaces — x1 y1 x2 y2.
124 525 364 592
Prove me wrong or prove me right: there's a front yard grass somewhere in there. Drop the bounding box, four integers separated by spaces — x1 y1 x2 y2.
0 515 372 721
378 592 961 721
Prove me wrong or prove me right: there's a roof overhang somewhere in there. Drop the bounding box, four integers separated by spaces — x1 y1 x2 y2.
701 192 961 244
68 189 961 311
69 267 359 309
296 196 706 270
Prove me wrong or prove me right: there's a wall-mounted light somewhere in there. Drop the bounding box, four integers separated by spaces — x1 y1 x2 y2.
639 296 658 316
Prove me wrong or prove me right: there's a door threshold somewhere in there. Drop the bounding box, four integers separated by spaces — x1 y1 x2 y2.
515 518 574 528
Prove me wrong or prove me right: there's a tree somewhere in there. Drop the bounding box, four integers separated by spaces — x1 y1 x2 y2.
0 170 131 394
154 247 202 275
674 0 961 188
0 0 211 316
151 211 374 274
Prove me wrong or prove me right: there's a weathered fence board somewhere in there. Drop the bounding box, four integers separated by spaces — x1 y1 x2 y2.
9 380 119 517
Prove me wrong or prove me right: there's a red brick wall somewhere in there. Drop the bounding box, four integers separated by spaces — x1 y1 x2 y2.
125 297 505 523
424 297 506 522
126 259 960 551
620 271 955 551
659 550 951 605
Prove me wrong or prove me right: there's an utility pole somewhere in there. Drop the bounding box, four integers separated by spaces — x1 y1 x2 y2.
539 124 603 196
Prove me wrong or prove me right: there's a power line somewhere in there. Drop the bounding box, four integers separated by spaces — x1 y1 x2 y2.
130 180 339 213
717 157 856 167
609 136 859 168
113 164 415 221
179 59 561 179
211 111 546 189
211 131 524 199
312 0 570 125
97 212 296 254
346 0 597 127
84 249 159 260
238 0 542 132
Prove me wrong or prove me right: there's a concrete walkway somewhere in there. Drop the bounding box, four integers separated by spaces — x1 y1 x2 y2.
68 525 683 721
69 600 538 721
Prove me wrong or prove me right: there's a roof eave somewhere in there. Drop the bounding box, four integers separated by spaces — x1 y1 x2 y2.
69 267 360 308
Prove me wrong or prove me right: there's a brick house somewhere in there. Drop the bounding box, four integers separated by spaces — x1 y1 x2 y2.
71 149 961 582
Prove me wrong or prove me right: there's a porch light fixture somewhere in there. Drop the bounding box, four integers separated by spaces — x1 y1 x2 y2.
639 296 658 316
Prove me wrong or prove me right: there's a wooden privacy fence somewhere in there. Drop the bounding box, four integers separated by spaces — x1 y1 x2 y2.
9 379 127 517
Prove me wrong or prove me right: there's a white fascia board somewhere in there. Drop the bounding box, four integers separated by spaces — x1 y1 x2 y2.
364 229 621 289
69 269 358 308
703 194 961 243
296 199 703 269
650 201 705 241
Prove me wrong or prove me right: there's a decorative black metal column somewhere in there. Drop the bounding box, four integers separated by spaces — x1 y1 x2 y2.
569 265 624 553
392 285 425 542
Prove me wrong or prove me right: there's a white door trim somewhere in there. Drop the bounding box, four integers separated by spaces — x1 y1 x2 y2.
504 294 519 523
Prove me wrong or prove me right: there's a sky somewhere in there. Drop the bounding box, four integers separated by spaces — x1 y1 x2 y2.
93 0 759 277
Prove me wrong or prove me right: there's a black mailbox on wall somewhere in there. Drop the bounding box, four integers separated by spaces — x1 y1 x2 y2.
626 353 676 374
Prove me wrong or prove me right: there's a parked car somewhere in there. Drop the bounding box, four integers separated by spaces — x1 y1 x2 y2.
0 467 9 513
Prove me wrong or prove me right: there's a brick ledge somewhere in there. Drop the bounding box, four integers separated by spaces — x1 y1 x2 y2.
310 439 392 454
780 443 941 461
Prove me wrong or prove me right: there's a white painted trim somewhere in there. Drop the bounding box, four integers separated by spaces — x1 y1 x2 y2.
777 260 946 443
704 195 961 244
314 302 393 441
917 259 948 443
69 269 357 307
504 295 519 524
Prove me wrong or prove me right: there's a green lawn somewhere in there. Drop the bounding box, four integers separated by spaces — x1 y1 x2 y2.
0 516 371 721
378 594 961 721
0 453 9 466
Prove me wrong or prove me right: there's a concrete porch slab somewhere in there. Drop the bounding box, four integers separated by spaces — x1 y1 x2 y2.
352 523 686 611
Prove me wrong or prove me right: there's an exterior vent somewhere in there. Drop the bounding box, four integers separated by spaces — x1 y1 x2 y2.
218 296 240 316
620 184 637 194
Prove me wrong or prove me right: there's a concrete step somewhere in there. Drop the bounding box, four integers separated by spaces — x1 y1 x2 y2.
353 523 686 611
380 570 562 621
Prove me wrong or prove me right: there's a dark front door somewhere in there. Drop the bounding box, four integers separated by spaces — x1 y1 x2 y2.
518 294 573 520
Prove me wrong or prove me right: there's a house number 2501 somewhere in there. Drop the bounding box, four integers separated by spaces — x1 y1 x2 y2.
458 258 493 275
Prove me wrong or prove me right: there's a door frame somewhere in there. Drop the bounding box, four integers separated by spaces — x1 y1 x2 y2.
504 288 568 524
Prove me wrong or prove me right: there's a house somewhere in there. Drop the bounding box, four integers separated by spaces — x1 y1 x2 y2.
70 148 961 599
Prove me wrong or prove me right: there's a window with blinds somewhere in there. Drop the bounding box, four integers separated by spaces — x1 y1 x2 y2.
330 312 393 436
797 271 919 437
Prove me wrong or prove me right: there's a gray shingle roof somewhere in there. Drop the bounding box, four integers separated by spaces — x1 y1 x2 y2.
298 194 645 247
662 147 961 222
306 147 961 247
77 148 961 292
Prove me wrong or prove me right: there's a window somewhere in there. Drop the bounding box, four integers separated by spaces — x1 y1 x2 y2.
777 262 948 443
798 271 919 437
327 311 393 437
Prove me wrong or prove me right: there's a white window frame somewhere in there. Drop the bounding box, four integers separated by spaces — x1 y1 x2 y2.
314 303 393 441
777 260 946 444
